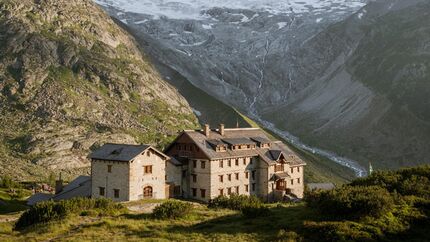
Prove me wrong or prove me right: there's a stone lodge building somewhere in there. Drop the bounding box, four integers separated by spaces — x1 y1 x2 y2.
90 143 181 201
164 124 306 202
89 125 306 202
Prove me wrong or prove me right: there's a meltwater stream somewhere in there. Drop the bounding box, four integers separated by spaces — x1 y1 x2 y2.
249 114 368 178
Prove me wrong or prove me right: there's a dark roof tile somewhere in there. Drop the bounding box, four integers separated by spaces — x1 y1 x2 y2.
89 143 150 161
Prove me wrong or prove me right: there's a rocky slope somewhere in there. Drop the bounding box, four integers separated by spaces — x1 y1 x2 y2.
263 0 430 170
0 0 198 179
96 0 430 172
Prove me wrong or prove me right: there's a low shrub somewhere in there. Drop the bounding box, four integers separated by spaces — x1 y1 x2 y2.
152 200 192 219
305 185 394 220
14 197 124 230
350 166 430 199
208 194 262 211
241 204 270 218
304 221 383 242
208 194 269 218
276 230 302 242
0 176 20 189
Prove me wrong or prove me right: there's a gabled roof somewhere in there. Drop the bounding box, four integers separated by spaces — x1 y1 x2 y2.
270 172 291 181
250 137 271 144
207 139 226 148
222 137 255 145
269 150 283 160
89 143 169 162
165 128 306 166
53 176 91 201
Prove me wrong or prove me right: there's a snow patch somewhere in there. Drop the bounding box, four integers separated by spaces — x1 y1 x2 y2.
316 18 323 23
202 24 213 29
134 19 148 24
277 22 287 29
94 0 366 20
192 108 202 116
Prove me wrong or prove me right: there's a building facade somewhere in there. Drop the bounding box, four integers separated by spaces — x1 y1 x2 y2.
90 143 180 202
164 124 306 202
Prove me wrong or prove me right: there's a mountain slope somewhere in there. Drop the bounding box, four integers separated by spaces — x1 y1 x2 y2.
263 0 430 170
0 0 198 179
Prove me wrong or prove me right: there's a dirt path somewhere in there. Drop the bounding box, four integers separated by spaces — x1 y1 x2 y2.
126 202 161 213
0 214 20 223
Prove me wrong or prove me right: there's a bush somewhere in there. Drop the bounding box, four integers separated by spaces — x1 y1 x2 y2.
305 185 394 220
351 166 430 199
241 204 270 218
0 176 20 189
304 221 383 242
152 200 192 219
14 198 124 230
208 194 262 211
208 194 269 218
276 230 302 242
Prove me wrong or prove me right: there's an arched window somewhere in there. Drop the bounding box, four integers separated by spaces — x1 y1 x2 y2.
143 186 153 198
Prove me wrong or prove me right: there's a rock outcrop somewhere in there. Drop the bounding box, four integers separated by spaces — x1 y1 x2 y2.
0 0 198 179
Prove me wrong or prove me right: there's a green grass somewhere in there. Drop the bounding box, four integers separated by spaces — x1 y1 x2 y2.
0 201 318 241
0 188 30 215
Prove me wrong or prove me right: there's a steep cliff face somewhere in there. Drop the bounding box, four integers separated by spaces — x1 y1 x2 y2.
263 0 430 169
0 0 198 179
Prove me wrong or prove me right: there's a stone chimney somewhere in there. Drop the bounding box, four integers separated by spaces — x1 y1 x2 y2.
55 173 63 195
219 124 225 136
204 124 210 137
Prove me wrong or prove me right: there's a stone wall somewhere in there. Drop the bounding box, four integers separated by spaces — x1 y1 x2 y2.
208 156 258 201
91 160 130 201
129 149 166 200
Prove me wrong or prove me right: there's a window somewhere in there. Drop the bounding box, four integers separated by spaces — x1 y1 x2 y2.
235 159 239 166
297 167 300 172
243 158 246 165
245 172 249 179
235 173 239 180
143 186 153 198
235 186 239 194
99 187 105 196
193 160 197 168
114 189 120 198
182 170 186 178
201 189 206 198
228 174 232 181
250 158 253 164
252 183 256 191
144 165 153 174
219 189 224 196
219 160 223 168
297 178 300 184
245 184 249 192
252 170 256 180
192 188 197 197
291 167 294 174
219 175 224 183
147 151 151 157
291 179 294 185
201 161 206 169
107 165 112 173
227 187 232 195
228 160 231 167
178 144 181 150
192 174 197 183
